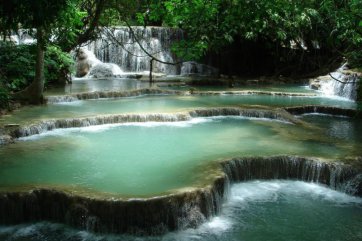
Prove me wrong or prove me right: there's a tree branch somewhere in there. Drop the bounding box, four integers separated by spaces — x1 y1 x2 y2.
329 73 358 84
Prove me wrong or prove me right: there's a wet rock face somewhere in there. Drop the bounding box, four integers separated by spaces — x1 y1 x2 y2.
75 49 102 77
75 48 123 78
309 66 361 100
88 63 123 78
181 61 219 77
76 49 92 77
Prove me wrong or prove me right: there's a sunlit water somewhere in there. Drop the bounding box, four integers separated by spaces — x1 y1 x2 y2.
0 117 361 196
0 94 357 125
1 181 361 241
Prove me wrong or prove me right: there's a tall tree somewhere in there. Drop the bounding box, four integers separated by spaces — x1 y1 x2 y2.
0 0 71 104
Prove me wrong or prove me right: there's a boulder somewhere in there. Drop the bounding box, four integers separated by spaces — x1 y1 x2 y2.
75 48 101 77
181 61 219 77
88 63 123 78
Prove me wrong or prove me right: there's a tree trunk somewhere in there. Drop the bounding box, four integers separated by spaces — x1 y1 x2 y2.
12 27 45 104
149 58 154 84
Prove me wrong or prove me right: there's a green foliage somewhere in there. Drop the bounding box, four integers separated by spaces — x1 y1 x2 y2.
0 42 74 93
0 84 10 109
0 42 36 92
0 0 70 32
51 1 88 51
0 42 31 109
44 45 74 85
142 0 362 66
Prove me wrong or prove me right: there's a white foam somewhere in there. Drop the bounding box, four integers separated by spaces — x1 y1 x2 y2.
167 181 362 240
206 115 292 124
17 115 294 141
229 180 362 205
301 113 350 118
51 100 83 106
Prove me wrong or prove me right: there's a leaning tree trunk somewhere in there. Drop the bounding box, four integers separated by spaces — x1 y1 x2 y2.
12 27 45 105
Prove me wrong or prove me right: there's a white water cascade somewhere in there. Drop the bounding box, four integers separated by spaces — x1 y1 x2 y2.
87 27 184 75
319 64 359 100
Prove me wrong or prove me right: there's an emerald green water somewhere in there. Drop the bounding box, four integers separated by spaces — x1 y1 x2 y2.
1 181 361 241
0 95 357 125
1 80 361 239
0 117 360 196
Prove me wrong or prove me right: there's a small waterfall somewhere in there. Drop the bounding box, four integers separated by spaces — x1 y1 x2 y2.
0 156 360 235
75 48 124 78
221 156 362 196
87 27 183 75
284 105 358 117
0 176 228 235
8 107 301 139
8 29 35 45
12 113 192 138
189 107 296 123
45 88 184 103
46 89 317 104
5 104 358 143
317 64 360 100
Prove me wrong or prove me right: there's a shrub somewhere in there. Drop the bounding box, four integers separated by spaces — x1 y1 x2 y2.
45 45 74 85
0 41 35 92
0 41 74 107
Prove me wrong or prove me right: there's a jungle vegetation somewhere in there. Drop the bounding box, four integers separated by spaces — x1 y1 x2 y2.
0 0 361 106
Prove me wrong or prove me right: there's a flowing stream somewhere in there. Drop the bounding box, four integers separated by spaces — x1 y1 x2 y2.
1 26 361 239
1 181 361 241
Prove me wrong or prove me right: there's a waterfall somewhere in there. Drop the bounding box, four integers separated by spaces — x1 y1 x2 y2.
284 105 358 117
3 105 358 142
221 156 362 196
0 156 360 235
8 29 35 45
8 107 302 139
318 64 360 100
87 27 183 75
46 88 316 104
45 88 184 103
11 113 193 138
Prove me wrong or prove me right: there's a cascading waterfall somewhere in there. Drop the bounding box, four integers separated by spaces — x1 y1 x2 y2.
1 105 358 144
221 156 362 196
0 156 360 235
45 88 183 103
8 29 35 45
8 107 301 139
318 64 359 100
284 105 358 117
87 27 183 75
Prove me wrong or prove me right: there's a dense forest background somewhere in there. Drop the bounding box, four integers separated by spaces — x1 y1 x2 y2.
0 0 361 106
